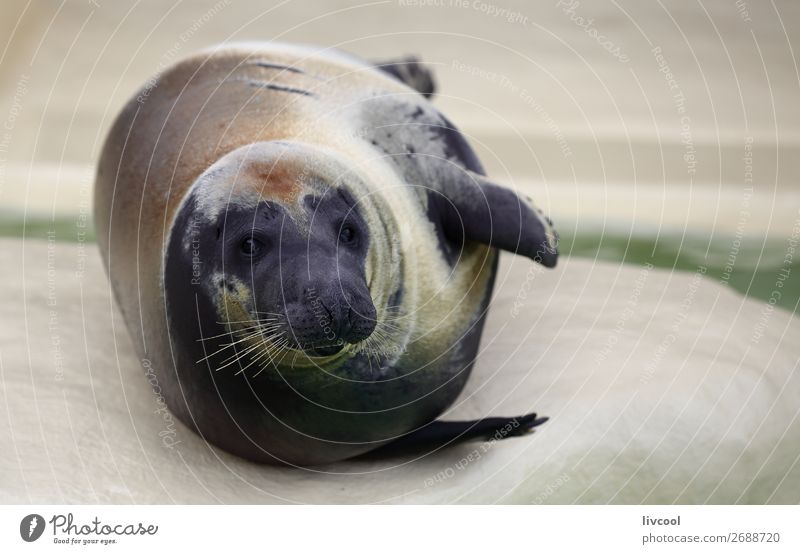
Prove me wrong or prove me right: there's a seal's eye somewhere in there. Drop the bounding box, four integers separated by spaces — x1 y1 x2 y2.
339 225 357 245
240 237 264 257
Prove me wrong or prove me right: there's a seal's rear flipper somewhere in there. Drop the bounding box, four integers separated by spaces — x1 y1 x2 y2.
372 56 436 98
372 413 548 456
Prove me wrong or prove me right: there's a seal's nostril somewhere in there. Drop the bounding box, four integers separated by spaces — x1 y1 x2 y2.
343 304 377 344
287 289 376 349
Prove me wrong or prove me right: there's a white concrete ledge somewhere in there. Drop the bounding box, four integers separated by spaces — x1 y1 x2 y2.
1 238 798 503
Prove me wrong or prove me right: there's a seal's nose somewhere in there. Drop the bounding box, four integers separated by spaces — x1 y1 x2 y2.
340 302 377 344
315 291 376 345
285 286 376 353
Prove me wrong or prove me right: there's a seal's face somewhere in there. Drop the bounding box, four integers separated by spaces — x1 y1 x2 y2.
219 185 376 357
165 142 384 372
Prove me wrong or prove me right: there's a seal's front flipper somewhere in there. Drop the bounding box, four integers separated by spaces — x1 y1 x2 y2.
371 56 436 98
431 163 559 267
374 413 548 455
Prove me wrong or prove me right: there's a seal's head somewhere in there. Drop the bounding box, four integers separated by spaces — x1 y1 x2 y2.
164 141 398 371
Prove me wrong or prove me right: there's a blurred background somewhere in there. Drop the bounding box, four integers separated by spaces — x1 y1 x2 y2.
1 0 798 309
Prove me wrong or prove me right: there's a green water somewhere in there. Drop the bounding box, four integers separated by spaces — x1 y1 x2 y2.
563 232 799 313
2 214 797 313
0 215 96 244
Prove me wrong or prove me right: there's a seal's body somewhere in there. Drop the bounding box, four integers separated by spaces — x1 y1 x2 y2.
95 43 557 465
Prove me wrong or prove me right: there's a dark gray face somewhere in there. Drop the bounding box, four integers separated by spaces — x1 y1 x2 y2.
165 185 376 365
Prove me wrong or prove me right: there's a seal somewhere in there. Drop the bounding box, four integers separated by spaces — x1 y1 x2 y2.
94 42 558 465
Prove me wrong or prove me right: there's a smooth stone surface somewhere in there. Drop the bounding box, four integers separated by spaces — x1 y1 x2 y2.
1 238 798 503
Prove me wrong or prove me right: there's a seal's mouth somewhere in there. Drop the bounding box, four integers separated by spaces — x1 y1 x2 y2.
281 336 351 359
307 344 345 357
